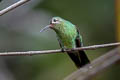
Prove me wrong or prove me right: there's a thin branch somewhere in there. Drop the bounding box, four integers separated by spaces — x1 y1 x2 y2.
0 42 120 56
0 0 30 16
64 47 120 80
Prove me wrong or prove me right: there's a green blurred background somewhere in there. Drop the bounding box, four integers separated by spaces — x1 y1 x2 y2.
0 0 119 80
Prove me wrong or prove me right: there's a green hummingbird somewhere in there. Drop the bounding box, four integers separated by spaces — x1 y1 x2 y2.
40 17 90 68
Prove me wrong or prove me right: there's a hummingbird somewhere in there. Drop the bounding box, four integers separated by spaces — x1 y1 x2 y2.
40 17 90 68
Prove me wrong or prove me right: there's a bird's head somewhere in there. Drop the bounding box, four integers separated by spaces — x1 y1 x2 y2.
40 17 64 32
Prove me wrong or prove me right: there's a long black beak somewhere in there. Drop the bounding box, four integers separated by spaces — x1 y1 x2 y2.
40 25 50 32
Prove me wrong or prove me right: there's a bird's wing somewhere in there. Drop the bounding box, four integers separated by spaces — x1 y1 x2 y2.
75 27 83 47
74 26 90 68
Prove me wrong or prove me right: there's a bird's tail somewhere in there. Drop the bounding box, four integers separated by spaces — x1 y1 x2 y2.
67 50 90 68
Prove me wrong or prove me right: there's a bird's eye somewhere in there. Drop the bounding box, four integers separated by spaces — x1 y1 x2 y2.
53 19 57 22
53 19 58 22
51 18 60 24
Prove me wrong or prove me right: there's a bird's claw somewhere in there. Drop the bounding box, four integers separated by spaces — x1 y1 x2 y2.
61 48 69 52
61 48 66 52
61 48 76 52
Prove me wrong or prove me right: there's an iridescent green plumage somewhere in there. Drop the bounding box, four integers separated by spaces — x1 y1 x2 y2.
53 17 78 49
40 17 90 68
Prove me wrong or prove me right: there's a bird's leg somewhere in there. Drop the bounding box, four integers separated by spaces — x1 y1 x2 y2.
57 36 66 52
61 47 66 52
56 36 71 52
61 47 70 52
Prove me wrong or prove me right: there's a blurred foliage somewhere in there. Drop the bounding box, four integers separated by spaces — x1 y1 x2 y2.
116 0 120 41
0 0 119 80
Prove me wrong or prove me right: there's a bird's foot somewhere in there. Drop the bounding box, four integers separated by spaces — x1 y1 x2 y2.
61 48 66 52
61 48 69 52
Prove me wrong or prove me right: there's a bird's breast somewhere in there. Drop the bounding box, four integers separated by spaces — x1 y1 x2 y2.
59 30 77 48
